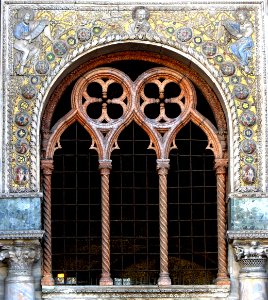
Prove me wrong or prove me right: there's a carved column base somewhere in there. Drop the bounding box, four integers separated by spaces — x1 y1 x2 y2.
157 272 171 286
41 273 54 286
99 273 113 286
215 274 230 285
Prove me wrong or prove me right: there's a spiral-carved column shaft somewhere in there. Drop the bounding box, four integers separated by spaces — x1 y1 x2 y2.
99 160 113 286
41 159 54 286
215 158 229 285
157 159 171 286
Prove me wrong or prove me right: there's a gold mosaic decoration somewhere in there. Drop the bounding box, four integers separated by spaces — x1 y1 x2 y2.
9 6 260 192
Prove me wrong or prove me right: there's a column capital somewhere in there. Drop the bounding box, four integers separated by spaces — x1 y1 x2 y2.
41 159 54 175
233 241 268 273
156 159 170 175
99 159 112 175
214 158 228 174
0 241 41 276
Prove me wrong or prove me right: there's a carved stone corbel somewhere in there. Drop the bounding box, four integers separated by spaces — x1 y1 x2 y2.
0 241 41 300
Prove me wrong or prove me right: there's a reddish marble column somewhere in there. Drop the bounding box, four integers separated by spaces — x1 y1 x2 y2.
99 160 113 286
157 159 171 286
41 159 55 286
214 158 230 285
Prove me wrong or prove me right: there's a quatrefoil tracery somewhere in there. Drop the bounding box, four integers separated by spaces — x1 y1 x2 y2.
46 67 222 160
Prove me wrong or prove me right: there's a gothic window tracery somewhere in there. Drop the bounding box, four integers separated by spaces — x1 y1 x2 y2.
41 60 228 286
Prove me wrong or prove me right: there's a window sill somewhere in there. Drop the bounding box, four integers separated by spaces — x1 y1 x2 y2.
42 285 230 299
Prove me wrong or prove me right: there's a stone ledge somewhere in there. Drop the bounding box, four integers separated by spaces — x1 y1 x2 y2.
42 285 230 299
0 230 44 240
227 230 268 240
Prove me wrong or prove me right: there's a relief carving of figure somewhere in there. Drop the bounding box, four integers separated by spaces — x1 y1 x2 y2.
217 10 253 74
129 7 152 35
13 8 52 74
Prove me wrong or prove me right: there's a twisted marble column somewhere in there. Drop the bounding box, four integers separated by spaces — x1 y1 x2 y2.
157 159 171 286
41 159 54 286
99 159 113 286
214 158 229 285
0 241 41 300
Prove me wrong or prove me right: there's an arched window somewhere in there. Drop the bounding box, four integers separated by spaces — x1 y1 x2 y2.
41 59 228 287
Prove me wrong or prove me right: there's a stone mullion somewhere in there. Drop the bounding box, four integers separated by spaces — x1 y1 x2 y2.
41 159 54 286
157 159 171 286
214 158 229 285
99 159 113 286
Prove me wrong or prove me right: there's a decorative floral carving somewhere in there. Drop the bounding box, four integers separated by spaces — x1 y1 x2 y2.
0 242 41 275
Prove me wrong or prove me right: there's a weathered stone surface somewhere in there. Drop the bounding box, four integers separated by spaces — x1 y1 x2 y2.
229 198 268 230
0 198 41 231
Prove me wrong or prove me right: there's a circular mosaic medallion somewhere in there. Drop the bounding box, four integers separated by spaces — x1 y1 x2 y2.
242 164 256 184
194 36 202 44
202 42 217 57
21 84 36 100
77 28 92 42
17 129 27 139
30 76 39 85
17 155 27 164
220 62 236 76
177 27 192 42
18 100 30 111
241 102 250 110
241 139 256 154
92 26 103 36
15 139 29 154
67 36 77 47
166 27 175 34
15 113 30 127
215 55 224 63
233 84 249 100
46 52 55 62
243 128 253 138
35 60 49 75
244 156 255 164
230 75 240 84
53 41 68 57
240 111 256 127
14 165 29 185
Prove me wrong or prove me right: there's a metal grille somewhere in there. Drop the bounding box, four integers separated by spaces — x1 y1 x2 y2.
168 121 217 284
110 122 159 285
51 122 102 285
